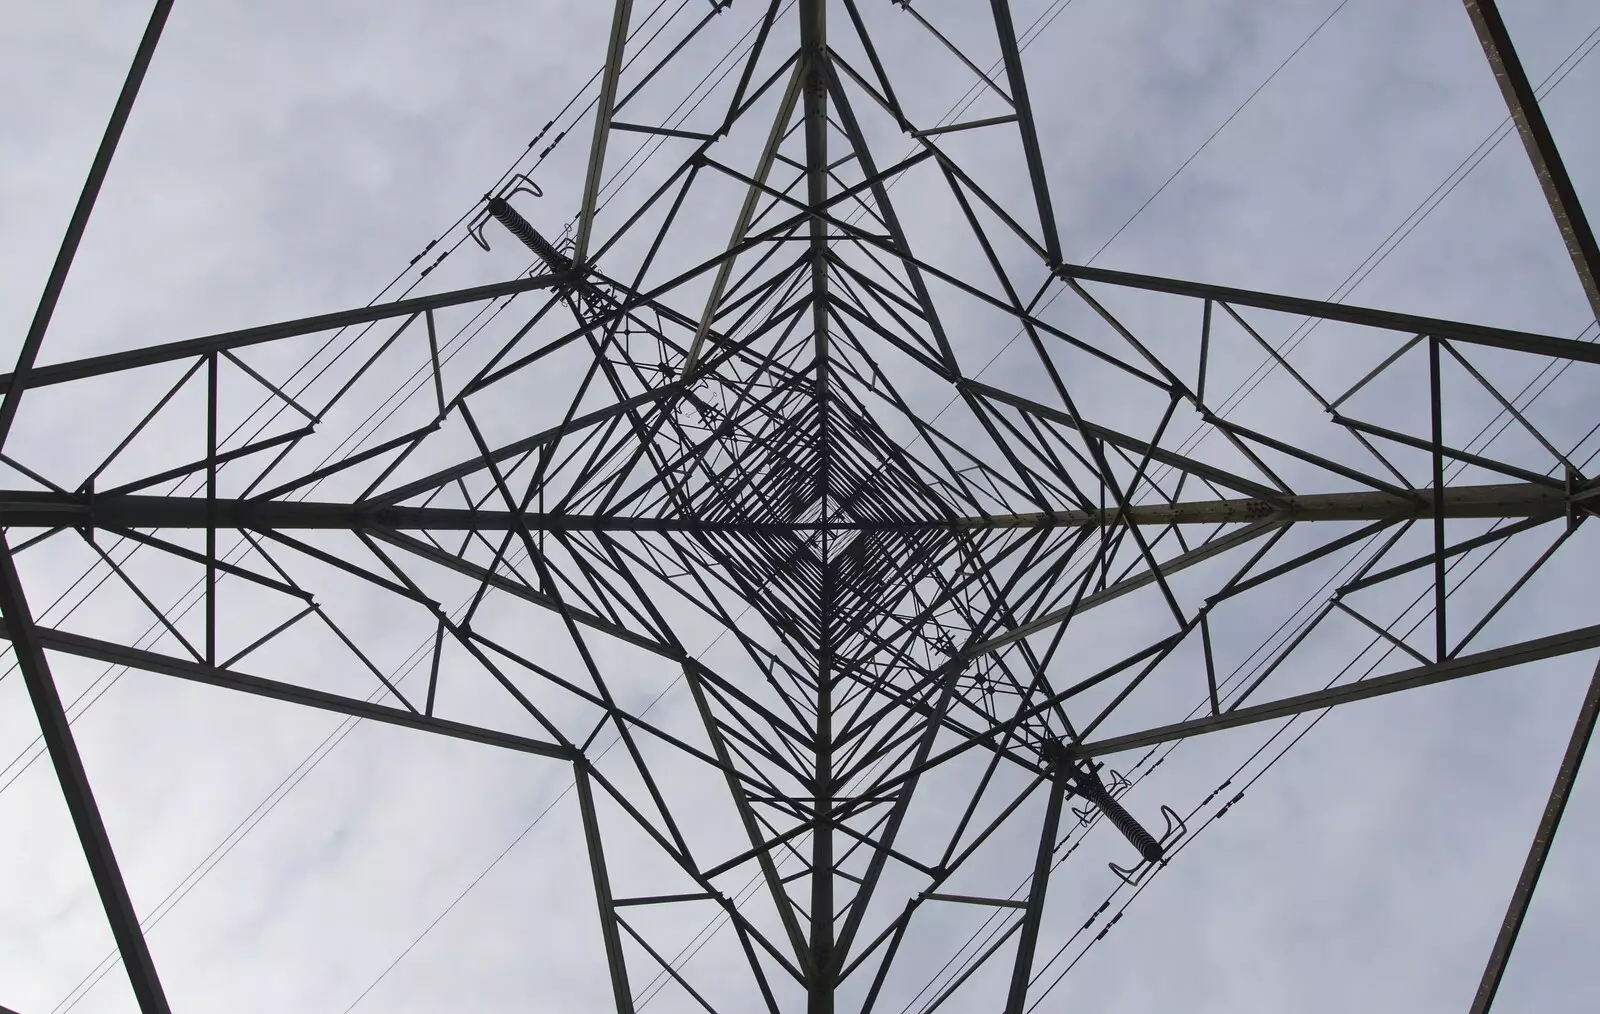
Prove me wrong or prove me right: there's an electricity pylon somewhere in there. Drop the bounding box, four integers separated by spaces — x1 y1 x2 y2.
6 2 1598 1012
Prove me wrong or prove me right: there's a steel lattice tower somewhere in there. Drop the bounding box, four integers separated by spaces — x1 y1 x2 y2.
6 2 1599 1011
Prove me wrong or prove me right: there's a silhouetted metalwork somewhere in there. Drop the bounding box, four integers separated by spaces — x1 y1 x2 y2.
5 1 1596 1011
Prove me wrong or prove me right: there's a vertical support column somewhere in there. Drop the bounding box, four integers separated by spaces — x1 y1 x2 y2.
0 534 171 1013
811 482 837 1013
799 0 834 377
810 619 836 1014
1461 0 1600 322
575 762 637 1014
1469 654 1600 1013
1005 778 1066 1014
800 4 837 1008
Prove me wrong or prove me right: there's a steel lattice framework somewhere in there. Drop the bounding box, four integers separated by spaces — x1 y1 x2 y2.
6 2 1600 1012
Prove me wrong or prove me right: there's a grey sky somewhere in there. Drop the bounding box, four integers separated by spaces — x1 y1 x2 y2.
2 1 1598 1012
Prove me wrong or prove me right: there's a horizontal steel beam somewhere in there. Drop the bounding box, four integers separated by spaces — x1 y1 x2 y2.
964 482 1566 527
4 624 577 761
1078 622 1600 757
1053 263 1600 365
0 273 571 392
0 482 1562 533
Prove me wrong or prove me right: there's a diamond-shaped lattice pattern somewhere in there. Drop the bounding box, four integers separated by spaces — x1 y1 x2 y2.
682 382 956 658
